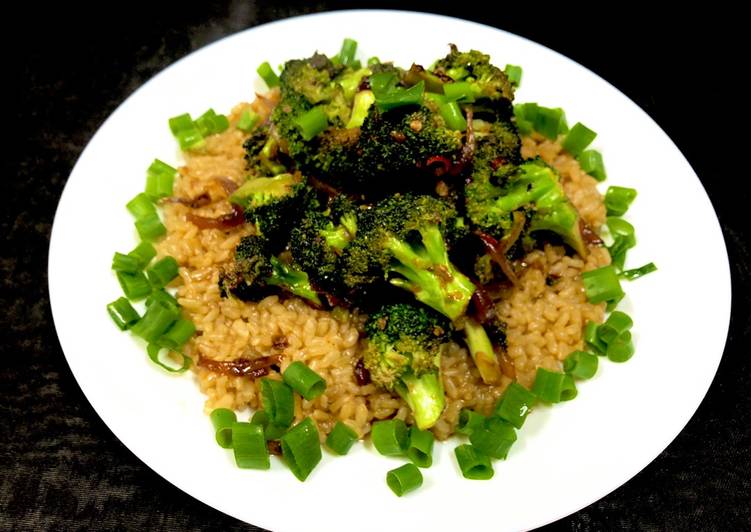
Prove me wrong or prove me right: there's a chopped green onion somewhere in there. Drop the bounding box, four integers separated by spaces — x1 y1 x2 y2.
534 106 568 139
563 350 599 380
607 217 636 270
126 193 156 220
145 159 177 200
446 66 469 81
386 463 423 496
407 426 434 468
135 213 166 241
168 113 205 151
454 444 494 480
130 300 179 343
531 368 572 403
607 331 635 362
325 421 358 455
371 419 409 457
443 81 477 103
338 38 358 66
111 252 141 273
256 61 280 88
560 374 578 401
281 417 322 481
605 186 637 217
504 64 523 87
581 265 624 304
145 288 179 311
584 321 607 355
456 409 486 436
562 122 597 156
106 297 140 330
251 410 287 441
260 378 295 428
367 56 380 66
128 242 157 269
157 318 195 350
295 106 328 141
513 103 536 135
494 381 536 429
578 149 607 181
116 271 152 301
282 361 326 401
469 417 517 460
438 101 467 131
145 256 179 288
232 422 270 469
598 311 633 344
236 109 261 132
370 72 424 111
621 262 658 280
195 109 229 137
145 343 191 373
210 408 236 448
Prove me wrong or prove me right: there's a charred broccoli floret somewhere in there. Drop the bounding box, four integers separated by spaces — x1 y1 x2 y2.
243 124 288 177
342 194 475 320
363 303 452 429
459 317 503 385
219 235 322 307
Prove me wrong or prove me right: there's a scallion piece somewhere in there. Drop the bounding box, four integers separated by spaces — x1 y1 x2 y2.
438 100 467 131
168 113 205 151
145 288 179 311
584 320 607 355
232 422 270 469
145 343 192 373
534 106 568 140
338 38 358 66
281 417 322 481
251 410 287 441
562 122 597 156
597 311 633 344
607 331 635 362
236 109 261 132
443 81 477 103
504 64 522 87
456 409 486 436
128 241 157 269
195 109 229 137
294 106 328 141
563 350 599 380
605 186 637 216
367 56 380 66
407 426 434 468
106 297 140 330
371 419 409 457
257 61 280 88
260 378 295 428
210 408 236 448
578 149 607 181
126 193 156 220
135 213 166 242
581 265 624 304
326 421 358 455
370 72 424 111
532 368 569 403
454 444 494 480
607 217 636 270
130 300 179 343
494 381 536 429
116 271 152 301
621 262 658 280
282 361 326 401
145 159 177 200
386 463 423 496
157 318 195 350
145 256 179 288
469 417 517 460
514 103 536 135
111 252 141 273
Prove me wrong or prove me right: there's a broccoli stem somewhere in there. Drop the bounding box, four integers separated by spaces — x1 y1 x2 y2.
386 226 475 321
397 372 446 430
268 256 322 307
461 317 503 384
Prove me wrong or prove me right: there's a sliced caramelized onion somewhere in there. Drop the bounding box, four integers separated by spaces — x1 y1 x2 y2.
498 348 516 380
354 358 371 386
213 176 239 196
580 219 603 246
187 204 244 230
198 354 282 379
470 287 496 324
164 192 212 208
426 155 452 177
476 231 520 287
502 211 526 252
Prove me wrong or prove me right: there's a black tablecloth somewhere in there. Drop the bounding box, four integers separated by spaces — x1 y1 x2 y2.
4 3 747 530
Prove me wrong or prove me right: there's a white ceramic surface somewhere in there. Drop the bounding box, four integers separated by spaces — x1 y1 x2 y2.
48 10 731 532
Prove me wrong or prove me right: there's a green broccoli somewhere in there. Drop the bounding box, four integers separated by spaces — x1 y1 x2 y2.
459 317 504 385
363 303 452 429
342 194 475 320
243 125 288 177
219 235 322 307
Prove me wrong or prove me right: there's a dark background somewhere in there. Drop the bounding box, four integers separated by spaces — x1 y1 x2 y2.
3 2 747 530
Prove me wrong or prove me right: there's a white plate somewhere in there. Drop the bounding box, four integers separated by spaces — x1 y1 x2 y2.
48 10 731 532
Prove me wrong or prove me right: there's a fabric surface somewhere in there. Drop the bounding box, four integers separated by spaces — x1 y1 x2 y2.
3 2 747 530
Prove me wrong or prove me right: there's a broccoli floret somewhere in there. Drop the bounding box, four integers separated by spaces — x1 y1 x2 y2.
342 194 476 320
363 303 452 429
460 317 503 384
228 172 307 245
219 235 322 307
243 125 288 177
465 159 587 256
